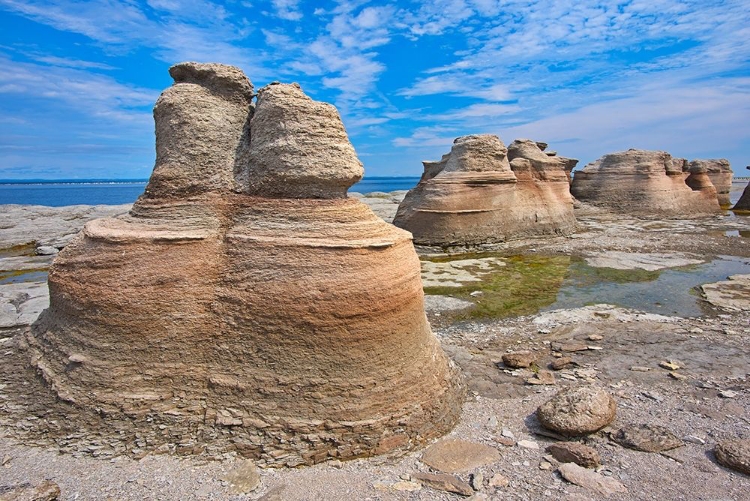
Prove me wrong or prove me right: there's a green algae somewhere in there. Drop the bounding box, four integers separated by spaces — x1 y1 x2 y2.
0 242 37 258
422 254 571 319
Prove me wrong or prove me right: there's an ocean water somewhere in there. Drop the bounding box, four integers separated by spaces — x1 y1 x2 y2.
0 177 420 207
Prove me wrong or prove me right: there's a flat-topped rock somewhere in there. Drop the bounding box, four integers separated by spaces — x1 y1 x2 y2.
25 63 464 467
688 159 732 206
392 135 576 245
571 149 721 216
139 62 254 200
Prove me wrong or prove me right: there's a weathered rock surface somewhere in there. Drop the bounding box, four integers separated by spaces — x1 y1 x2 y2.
700 274 750 311
0 281 49 328
139 62 254 200
536 386 617 436
412 472 474 496
246 83 363 199
502 350 538 368
420 439 500 473
558 462 627 496
571 149 721 216
612 424 683 452
0 205 130 249
584 251 704 271
25 63 463 466
546 441 601 468
0 480 61 501
688 159 732 206
393 135 576 246
715 439 750 475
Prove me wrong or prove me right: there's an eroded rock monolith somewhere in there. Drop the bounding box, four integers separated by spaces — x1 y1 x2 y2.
392 135 576 246
26 62 464 467
570 149 721 216
688 159 733 206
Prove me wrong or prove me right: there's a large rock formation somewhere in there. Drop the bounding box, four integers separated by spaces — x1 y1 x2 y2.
26 62 463 466
688 159 732 206
392 135 576 246
570 149 721 216
734 182 750 211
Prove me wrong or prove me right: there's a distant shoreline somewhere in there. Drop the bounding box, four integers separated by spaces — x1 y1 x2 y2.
0 176 419 186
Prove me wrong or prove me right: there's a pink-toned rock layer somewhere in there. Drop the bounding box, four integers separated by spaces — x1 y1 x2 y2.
392 135 576 246
26 63 464 467
571 149 721 216
688 159 733 206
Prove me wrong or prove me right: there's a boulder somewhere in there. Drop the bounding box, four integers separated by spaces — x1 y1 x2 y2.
393 135 576 246
715 439 750 475
546 442 601 468
611 424 683 452
536 386 617 436
688 159 733 206
420 439 500 473
25 63 464 467
570 149 721 216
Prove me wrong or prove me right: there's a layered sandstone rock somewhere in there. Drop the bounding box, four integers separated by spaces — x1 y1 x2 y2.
27 63 463 466
570 149 721 216
688 159 733 206
392 135 576 246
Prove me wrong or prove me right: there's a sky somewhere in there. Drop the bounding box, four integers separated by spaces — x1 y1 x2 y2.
0 0 749 180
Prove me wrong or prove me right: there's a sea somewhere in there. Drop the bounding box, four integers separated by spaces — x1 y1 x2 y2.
0 177 421 207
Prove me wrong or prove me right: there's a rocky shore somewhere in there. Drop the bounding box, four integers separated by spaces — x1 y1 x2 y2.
1 183 749 500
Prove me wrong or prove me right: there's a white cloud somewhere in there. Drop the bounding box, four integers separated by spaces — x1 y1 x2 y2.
269 0 302 21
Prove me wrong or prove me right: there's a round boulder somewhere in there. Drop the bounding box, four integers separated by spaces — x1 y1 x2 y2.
536 386 616 436
715 439 750 475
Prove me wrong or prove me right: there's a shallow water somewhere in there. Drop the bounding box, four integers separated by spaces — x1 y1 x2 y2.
546 255 750 317
0 270 48 285
423 253 750 319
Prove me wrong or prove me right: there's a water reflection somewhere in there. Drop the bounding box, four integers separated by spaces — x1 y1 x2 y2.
423 253 750 319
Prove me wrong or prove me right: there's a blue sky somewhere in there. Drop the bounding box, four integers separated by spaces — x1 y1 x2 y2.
1 0 749 180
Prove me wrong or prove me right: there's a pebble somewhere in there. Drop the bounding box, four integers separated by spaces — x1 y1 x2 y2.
659 360 681 371
558 463 628 496
495 436 516 447
669 371 687 381
392 480 422 492
683 435 706 445
413 472 474 496
502 351 538 368
546 442 601 468
502 429 515 439
630 366 650 372
470 473 484 491
719 390 738 398
550 357 573 370
587 334 603 341
517 440 540 450
488 473 509 488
